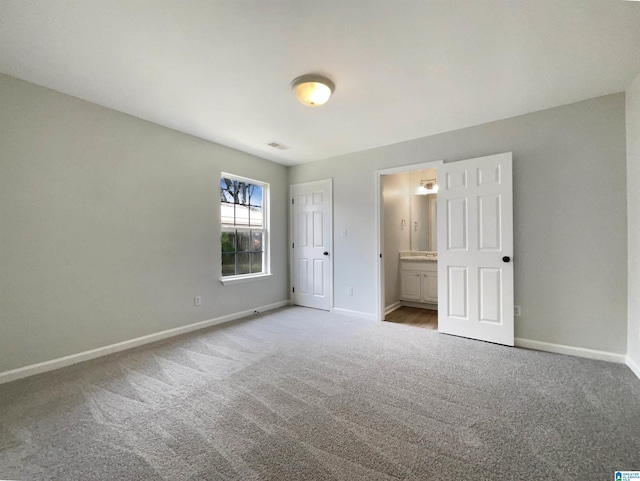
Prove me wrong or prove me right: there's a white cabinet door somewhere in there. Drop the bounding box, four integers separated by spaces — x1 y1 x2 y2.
400 271 421 301
422 272 438 303
437 152 514 346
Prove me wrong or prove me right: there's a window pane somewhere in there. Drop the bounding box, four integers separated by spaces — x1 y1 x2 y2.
248 184 262 228
220 178 236 225
221 253 236 276
221 202 235 225
237 253 251 275
249 189 262 227
220 178 263 227
221 232 236 253
251 253 262 273
251 232 262 252
234 204 250 226
237 231 250 252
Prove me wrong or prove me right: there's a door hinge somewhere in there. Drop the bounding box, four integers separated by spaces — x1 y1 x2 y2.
291 198 294 205
292 242 294 249
292 287 295 293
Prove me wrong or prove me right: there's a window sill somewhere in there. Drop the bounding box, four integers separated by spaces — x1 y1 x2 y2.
220 273 273 286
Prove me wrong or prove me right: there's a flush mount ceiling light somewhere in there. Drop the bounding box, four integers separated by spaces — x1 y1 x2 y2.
291 74 335 107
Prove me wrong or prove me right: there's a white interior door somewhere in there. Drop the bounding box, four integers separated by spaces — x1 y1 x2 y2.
291 179 332 310
437 152 514 346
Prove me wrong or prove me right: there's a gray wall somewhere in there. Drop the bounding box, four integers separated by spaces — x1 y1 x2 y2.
0 74 289 373
290 93 628 354
627 74 640 371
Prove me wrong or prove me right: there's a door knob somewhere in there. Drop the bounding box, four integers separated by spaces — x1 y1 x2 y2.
502 256 511 263
323 252 329 256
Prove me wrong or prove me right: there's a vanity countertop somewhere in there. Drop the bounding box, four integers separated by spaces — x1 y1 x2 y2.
399 251 437 262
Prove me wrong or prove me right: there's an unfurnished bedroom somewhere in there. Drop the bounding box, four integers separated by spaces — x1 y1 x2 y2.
1 1 640 480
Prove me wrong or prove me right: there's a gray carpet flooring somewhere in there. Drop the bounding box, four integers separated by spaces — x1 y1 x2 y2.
1 306 639 480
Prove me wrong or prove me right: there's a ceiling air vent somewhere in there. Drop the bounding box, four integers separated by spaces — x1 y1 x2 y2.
267 141 289 150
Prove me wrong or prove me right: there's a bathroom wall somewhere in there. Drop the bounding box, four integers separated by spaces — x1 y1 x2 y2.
382 173 410 309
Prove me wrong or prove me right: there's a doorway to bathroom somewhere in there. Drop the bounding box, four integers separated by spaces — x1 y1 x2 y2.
375 160 443 327
376 152 515 346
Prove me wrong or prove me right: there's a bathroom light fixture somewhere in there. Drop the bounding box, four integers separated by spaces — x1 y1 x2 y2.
291 74 335 107
418 178 439 195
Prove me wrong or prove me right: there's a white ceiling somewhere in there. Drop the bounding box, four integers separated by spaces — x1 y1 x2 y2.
1 1 640 166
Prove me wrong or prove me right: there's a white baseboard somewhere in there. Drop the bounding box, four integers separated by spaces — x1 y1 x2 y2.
332 307 377 322
515 338 626 364
385 302 402 315
626 356 640 380
0 300 291 385
400 300 438 310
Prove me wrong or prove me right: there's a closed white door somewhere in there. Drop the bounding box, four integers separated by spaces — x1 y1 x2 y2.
291 179 332 310
437 152 514 346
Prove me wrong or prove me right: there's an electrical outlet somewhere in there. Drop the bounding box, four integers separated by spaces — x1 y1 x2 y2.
342 228 348 237
514 305 521 317
194 296 201 307
347 287 353 296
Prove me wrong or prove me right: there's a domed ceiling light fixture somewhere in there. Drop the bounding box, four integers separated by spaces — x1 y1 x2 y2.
291 74 335 107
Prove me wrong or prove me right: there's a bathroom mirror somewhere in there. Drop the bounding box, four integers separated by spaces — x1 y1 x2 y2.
410 194 437 251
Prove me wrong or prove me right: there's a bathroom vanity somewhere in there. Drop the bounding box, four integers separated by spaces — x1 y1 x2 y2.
399 251 438 305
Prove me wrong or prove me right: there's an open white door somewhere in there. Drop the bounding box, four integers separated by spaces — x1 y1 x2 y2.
291 179 333 311
437 152 514 346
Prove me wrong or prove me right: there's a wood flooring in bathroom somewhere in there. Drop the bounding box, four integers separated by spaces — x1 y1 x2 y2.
384 306 438 330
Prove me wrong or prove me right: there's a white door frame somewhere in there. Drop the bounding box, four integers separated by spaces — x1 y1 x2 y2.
290 178 334 310
375 160 443 322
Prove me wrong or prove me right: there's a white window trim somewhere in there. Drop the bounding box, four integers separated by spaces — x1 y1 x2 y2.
220 172 270 282
220 272 274 286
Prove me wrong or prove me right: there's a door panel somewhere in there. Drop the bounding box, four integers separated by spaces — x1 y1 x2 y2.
291 180 332 310
478 195 501 250
446 198 468 250
297 259 308 294
447 266 468 319
479 268 501 323
313 259 324 296
477 164 501 186
313 211 323 246
438 152 514 346
298 213 308 246
446 169 468 189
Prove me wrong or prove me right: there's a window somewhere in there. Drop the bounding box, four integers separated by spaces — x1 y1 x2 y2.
220 174 269 280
